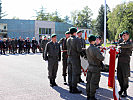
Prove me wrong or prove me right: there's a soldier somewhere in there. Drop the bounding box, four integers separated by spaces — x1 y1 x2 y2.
6 38 9 53
39 36 42 53
15 38 18 53
77 30 86 83
117 30 133 97
11 38 16 54
2 38 7 55
0 37 3 54
95 35 102 48
118 33 123 44
44 34 61 87
86 35 104 100
32 37 38 53
42 36 48 58
25 37 31 54
66 27 83 94
18 36 23 54
58 31 70 85
8 38 12 54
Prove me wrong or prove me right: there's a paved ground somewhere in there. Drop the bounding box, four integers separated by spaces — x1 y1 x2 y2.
0 53 133 100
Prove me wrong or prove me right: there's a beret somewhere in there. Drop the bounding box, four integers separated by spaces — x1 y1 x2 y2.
77 30 82 34
88 34 96 41
51 34 57 38
65 31 70 34
69 27 77 34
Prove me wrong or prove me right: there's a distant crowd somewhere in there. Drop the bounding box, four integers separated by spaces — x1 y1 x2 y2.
0 36 50 55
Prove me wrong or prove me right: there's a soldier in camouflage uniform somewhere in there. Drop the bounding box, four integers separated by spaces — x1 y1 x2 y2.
66 27 83 94
58 31 70 85
86 35 104 100
117 30 133 97
44 34 61 87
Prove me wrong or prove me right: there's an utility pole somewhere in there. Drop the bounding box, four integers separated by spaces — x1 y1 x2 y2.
104 0 106 47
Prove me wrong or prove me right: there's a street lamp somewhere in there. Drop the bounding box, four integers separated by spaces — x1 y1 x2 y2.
104 0 106 47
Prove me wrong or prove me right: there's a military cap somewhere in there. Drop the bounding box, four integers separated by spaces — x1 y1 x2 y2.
96 35 102 39
69 27 77 34
51 34 57 38
77 30 82 34
122 30 129 35
88 34 96 42
65 31 70 34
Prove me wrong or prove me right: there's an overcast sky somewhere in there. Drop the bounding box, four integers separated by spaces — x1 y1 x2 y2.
1 0 132 20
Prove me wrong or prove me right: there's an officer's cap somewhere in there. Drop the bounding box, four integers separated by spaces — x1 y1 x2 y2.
88 34 96 42
51 34 57 38
65 31 70 34
122 30 129 35
77 30 82 34
69 27 77 34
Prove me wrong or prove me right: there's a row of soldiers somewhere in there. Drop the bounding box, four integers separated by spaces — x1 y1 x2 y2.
43 27 133 100
0 36 50 55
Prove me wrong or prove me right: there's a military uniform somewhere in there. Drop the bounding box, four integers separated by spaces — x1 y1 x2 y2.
42 39 48 58
39 38 42 53
44 34 61 87
32 39 38 53
0 39 3 54
25 39 31 54
58 37 68 84
11 39 16 54
117 39 133 96
67 35 82 93
15 39 18 53
2 40 7 55
86 44 104 99
18 39 23 54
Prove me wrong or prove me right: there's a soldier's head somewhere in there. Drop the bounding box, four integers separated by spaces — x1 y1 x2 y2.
44 36 47 40
96 35 102 44
33 37 35 40
51 34 57 42
40 36 42 39
88 34 96 44
12 38 14 40
69 27 77 36
77 30 82 38
122 30 129 41
65 31 70 39
19 36 21 39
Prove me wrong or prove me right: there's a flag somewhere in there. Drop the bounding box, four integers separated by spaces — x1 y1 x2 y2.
85 32 87 40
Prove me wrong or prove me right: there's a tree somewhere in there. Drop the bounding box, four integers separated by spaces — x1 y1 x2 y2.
71 6 93 28
108 1 133 40
95 4 110 40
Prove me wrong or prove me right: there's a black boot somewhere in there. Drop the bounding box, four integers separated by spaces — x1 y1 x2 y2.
50 79 54 87
69 86 72 93
121 90 127 97
53 79 58 86
71 88 82 94
63 76 67 85
118 89 123 96
89 96 97 100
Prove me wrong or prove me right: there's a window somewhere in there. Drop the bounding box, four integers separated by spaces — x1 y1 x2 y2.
4 26 7 30
42 28 45 34
39 28 41 34
49 29 51 34
39 28 52 35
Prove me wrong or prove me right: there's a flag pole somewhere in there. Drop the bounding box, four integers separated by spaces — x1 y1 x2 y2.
104 0 106 47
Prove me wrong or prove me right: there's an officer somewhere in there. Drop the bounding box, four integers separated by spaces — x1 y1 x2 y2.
11 38 16 54
44 34 61 87
66 27 82 94
42 36 48 58
95 35 102 48
117 30 133 97
58 31 70 85
118 33 123 44
18 36 23 54
39 36 42 53
25 37 31 54
86 35 104 100
77 30 86 83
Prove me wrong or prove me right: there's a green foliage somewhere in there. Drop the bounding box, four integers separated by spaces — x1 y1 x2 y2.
35 7 63 22
71 6 93 28
107 1 133 40
95 4 110 40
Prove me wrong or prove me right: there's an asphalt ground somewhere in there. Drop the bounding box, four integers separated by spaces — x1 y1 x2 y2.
0 52 132 100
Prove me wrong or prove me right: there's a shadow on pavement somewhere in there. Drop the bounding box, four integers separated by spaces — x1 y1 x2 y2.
53 86 86 100
96 88 113 100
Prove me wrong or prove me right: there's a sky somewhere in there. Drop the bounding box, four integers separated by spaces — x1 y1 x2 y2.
1 0 133 20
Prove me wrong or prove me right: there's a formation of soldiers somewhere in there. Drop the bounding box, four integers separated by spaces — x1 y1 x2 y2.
0 36 50 55
43 27 133 100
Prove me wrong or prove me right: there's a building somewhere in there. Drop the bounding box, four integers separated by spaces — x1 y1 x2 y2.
0 19 73 41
